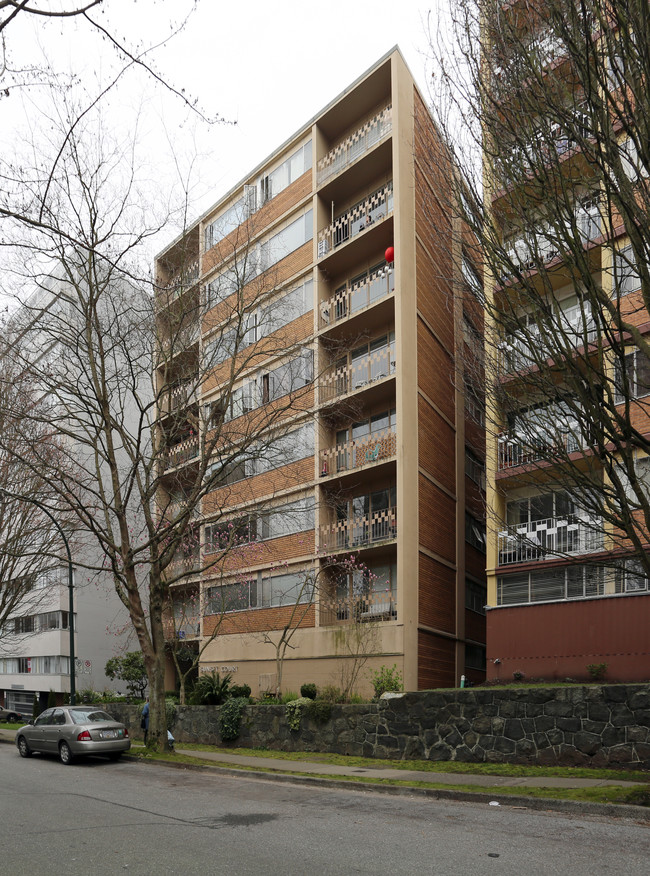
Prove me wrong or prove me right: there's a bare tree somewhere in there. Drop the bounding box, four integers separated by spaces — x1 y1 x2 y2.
0 96 321 747
427 0 650 586
0 353 64 648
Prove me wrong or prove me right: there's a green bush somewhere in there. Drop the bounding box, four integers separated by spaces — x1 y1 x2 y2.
285 697 312 732
219 697 249 741
370 664 404 699
230 683 252 699
191 671 232 705
586 662 608 682
280 690 300 704
318 684 345 704
300 683 317 700
259 691 280 704
305 699 332 725
165 697 177 729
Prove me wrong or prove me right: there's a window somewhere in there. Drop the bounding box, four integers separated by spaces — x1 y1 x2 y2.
464 381 485 426
497 565 604 605
260 210 313 272
465 448 485 490
614 349 650 403
615 558 649 593
466 580 487 614
462 254 484 302
258 497 314 541
204 516 257 554
465 512 486 552
336 562 397 619
612 245 640 297
205 567 314 614
204 197 249 252
259 141 312 204
620 455 650 503
259 571 314 608
206 579 257 614
465 643 486 671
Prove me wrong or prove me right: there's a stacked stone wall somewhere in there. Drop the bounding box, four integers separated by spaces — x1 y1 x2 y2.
107 684 650 767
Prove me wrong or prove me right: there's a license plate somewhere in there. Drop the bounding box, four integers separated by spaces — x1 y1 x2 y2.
100 730 117 739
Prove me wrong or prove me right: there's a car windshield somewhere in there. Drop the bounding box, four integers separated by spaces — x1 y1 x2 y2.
68 709 115 724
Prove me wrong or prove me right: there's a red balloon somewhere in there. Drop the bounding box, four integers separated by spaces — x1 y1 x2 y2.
385 246 394 263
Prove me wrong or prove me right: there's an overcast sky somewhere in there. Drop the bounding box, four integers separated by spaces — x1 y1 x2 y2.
2 0 440 260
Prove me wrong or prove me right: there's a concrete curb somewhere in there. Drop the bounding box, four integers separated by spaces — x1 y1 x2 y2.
121 753 650 822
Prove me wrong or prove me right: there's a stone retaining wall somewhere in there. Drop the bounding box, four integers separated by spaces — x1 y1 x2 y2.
107 684 650 767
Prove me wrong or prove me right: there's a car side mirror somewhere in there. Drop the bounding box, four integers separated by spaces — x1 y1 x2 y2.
28 719 34 725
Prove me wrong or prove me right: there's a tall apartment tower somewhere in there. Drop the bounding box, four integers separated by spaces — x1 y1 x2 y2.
155 48 486 697
482 4 650 680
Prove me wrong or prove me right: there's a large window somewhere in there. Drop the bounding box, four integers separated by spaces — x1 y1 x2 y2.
204 496 314 555
497 565 604 605
205 568 314 615
260 141 312 203
614 349 650 403
465 512 486 553
613 245 640 297
260 210 313 272
615 558 649 593
206 422 314 487
335 562 397 619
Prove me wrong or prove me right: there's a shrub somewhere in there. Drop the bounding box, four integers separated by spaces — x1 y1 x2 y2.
165 697 177 729
512 671 525 682
191 671 232 705
348 693 367 704
317 684 345 704
219 697 249 741
587 663 608 682
260 691 280 704
230 683 252 700
281 690 300 704
285 697 312 732
300 683 317 700
305 699 332 725
370 664 404 699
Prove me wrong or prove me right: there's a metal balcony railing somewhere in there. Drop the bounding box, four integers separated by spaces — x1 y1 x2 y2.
167 549 201 578
497 421 586 470
160 323 199 353
320 344 396 403
319 506 397 552
317 181 393 258
317 105 392 186
499 303 596 373
319 591 397 625
319 428 397 477
498 515 603 565
319 266 394 328
163 435 199 470
164 381 198 414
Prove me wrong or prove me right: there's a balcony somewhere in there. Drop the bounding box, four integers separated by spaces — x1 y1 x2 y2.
317 105 392 186
317 181 393 258
163 381 198 415
498 516 603 565
319 265 394 329
499 302 596 373
160 323 199 354
319 428 397 477
167 547 201 578
497 425 586 471
319 591 397 625
319 506 397 552
320 340 396 403
156 260 200 311
163 434 199 471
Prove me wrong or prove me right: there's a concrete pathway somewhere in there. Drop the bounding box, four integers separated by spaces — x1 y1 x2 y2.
1 728 642 790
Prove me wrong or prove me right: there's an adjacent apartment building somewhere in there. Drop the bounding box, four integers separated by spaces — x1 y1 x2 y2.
482 3 650 680
155 48 486 697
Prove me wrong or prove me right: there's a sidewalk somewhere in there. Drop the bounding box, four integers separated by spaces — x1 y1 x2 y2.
2 727 647 816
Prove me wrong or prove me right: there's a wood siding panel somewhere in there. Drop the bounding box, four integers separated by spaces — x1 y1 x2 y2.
417 317 455 423
417 396 455 493
418 629 456 689
418 552 456 633
418 474 456 562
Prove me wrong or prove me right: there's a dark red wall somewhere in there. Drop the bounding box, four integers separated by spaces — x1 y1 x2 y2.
487 595 650 682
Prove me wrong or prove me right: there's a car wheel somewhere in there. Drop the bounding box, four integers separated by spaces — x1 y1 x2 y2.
7 713 19 723
59 741 74 765
17 736 32 758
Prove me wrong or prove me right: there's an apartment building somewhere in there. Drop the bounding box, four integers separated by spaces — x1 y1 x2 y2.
155 48 486 697
482 3 650 681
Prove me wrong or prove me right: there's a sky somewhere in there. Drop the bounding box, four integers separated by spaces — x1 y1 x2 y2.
1 0 442 264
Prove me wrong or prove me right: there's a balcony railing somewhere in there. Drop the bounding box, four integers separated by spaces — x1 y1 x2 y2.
319 428 397 477
167 548 201 577
499 303 596 373
319 506 397 551
163 435 199 470
319 592 397 625
317 181 393 258
497 425 586 470
498 515 603 565
164 381 198 414
319 266 394 328
320 344 396 403
317 105 392 186
160 323 199 353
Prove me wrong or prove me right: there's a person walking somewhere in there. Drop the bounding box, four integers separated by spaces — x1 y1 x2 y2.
141 697 149 745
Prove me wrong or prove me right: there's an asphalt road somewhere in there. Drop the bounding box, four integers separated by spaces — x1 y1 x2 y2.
1 745 649 875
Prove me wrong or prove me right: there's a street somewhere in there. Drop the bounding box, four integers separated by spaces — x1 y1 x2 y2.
1 745 649 875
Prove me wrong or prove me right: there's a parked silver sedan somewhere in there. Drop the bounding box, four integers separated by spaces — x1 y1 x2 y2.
15 706 130 764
